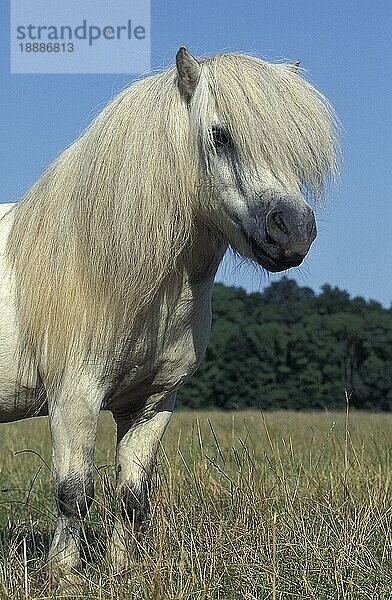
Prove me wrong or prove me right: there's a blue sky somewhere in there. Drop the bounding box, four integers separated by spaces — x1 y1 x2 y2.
1 1 391 304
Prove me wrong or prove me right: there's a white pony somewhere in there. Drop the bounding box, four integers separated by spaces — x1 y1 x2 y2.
0 47 338 585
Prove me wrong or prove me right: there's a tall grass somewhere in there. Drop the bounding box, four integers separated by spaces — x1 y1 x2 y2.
0 409 390 599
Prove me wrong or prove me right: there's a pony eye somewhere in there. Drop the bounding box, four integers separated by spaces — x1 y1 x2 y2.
211 126 230 151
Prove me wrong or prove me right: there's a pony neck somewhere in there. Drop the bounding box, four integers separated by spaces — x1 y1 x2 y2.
182 220 227 291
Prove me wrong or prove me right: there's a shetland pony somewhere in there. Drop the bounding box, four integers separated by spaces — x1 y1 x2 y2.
0 47 338 585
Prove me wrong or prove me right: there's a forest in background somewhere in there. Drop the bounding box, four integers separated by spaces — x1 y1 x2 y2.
177 278 392 411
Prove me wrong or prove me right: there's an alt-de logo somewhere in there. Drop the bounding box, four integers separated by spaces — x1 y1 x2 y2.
11 0 150 74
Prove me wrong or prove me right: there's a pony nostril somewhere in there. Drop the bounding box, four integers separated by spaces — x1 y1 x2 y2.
266 209 290 244
265 205 316 249
272 211 289 235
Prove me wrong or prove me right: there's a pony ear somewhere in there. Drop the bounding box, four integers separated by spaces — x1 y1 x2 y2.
290 59 301 73
176 46 200 99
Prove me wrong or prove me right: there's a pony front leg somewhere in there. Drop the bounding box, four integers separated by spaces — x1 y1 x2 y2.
110 395 175 574
48 384 102 588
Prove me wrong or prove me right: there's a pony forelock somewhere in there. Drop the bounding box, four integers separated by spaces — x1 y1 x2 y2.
191 53 339 197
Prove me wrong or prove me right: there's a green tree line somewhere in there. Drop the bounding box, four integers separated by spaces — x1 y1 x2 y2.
177 278 392 410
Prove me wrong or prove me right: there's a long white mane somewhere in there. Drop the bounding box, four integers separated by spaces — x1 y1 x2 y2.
6 52 338 388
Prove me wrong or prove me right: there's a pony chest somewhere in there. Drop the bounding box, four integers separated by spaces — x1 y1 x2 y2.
153 332 203 390
143 327 206 390
111 302 211 403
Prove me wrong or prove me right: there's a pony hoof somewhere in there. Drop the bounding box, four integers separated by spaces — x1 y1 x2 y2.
49 566 84 594
110 543 138 577
111 551 130 577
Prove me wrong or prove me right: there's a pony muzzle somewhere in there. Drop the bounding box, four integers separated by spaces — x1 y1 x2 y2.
250 202 317 272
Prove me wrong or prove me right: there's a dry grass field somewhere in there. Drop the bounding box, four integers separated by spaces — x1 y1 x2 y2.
0 409 390 599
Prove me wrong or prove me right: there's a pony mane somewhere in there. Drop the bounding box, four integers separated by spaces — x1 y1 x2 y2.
7 52 339 388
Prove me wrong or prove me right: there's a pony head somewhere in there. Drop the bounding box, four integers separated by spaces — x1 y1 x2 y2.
176 47 338 272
